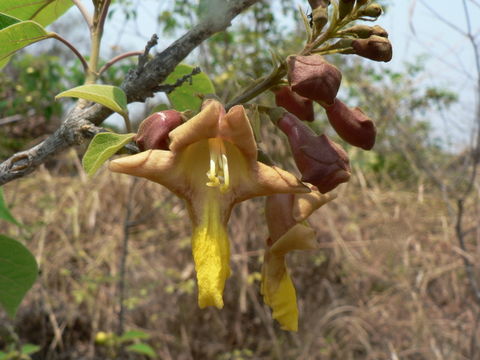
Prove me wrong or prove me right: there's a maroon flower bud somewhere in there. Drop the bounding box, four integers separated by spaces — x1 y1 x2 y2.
273 86 314 122
352 35 393 62
287 55 342 106
134 110 184 151
322 99 376 150
276 112 350 193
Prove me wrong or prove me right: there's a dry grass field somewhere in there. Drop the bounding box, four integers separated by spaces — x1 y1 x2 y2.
1 149 478 360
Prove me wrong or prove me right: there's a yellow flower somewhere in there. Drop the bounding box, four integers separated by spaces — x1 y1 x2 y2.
109 100 309 309
262 187 335 331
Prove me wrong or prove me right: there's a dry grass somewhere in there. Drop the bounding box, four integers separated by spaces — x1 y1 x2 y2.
1 149 479 360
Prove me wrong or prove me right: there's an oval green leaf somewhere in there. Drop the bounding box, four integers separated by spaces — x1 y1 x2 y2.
0 20 53 68
0 187 21 226
56 85 128 117
82 132 136 177
0 235 38 318
126 343 156 358
165 63 215 112
0 0 73 27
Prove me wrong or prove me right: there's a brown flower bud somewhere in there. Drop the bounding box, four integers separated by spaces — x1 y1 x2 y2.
323 99 376 150
352 35 392 62
339 0 355 19
134 110 184 151
311 6 328 32
339 25 388 39
359 3 383 18
277 112 350 193
273 86 314 122
308 0 330 9
287 55 342 106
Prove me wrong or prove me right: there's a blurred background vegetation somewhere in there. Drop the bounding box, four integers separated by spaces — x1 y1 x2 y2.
1 0 479 359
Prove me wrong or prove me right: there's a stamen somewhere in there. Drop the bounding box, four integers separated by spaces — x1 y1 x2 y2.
207 138 230 192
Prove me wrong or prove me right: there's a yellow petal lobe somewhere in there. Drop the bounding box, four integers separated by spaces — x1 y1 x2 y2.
192 190 231 309
265 271 299 332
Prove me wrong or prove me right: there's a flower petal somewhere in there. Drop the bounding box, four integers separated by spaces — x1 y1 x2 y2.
169 100 224 153
221 105 257 161
191 189 231 309
264 270 299 331
292 188 336 222
269 223 317 256
237 163 309 201
109 150 185 194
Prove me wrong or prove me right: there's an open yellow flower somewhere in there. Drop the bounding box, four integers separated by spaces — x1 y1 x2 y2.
109 100 309 309
262 187 335 331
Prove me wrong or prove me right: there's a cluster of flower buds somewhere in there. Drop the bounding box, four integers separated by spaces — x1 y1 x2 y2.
270 26 385 191
133 110 185 151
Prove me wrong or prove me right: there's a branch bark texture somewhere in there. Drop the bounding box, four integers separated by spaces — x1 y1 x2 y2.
0 0 260 186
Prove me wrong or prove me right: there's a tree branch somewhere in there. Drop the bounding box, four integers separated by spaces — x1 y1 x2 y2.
0 0 261 186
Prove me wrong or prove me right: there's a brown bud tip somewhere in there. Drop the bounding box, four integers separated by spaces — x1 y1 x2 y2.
352 35 393 62
372 25 389 38
134 110 183 151
274 86 315 122
340 25 388 39
287 55 342 106
308 0 330 9
324 99 376 150
277 112 351 193
360 4 383 18
311 7 328 32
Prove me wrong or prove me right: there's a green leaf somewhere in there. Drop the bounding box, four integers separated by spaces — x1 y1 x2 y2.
0 187 21 226
0 12 20 30
0 235 38 318
165 63 215 112
0 20 53 68
0 0 73 27
56 85 129 117
82 132 136 177
126 343 156 358
21 344 40 355
119 330 150 342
